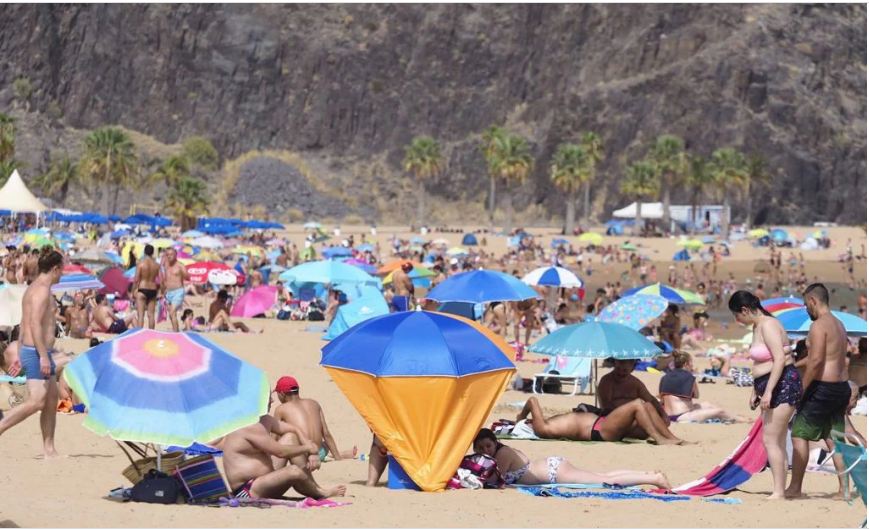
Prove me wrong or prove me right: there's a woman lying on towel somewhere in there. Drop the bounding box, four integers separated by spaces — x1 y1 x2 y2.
473 429 671 489
517 396 690 445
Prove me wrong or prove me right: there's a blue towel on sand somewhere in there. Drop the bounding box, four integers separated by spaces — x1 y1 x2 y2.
166 442 223 457
516 486 691 502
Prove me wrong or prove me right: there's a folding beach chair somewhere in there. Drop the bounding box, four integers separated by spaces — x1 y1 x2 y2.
532 355 593 396
831 430 867 527
0 371 27 410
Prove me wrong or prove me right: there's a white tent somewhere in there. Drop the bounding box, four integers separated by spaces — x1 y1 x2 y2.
0 170 48 213
613 202 664 219
0 285 26 326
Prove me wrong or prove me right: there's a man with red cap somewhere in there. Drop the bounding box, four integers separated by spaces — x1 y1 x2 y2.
273 375 356 467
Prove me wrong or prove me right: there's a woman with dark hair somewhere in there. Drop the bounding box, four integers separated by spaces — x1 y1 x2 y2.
472 428 671 488
728 290 801 500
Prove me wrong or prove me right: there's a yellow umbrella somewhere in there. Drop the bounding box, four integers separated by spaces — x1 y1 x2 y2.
748 228 769 239
233 245 264 257
151 238 175 250
578 232 603 245
121 241 145 264
677 239 704 250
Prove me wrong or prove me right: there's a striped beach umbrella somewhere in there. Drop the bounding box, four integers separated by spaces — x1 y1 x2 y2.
521 266 583 288
52 273 105 293
63 329 268 446
775 308 867 337
622 282 705 305
761 296 804 314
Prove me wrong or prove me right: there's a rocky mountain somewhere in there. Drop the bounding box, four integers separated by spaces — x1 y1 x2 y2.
0 4 864 224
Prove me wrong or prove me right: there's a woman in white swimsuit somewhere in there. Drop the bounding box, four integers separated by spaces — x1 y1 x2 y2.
473 429 671 488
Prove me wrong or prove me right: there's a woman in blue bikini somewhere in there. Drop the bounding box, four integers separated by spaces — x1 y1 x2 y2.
472 429 671 489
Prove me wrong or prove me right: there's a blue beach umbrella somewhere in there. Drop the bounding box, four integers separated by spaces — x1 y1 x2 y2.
529 321 663 359
322 246 353 259
356 243 375 253
770 228 789 242
597 294 670 330
550 238 569 248
426 269 539 304
776 308 867 337
279 260 380 288
63 329 268 446
622 283 704 305
52 273 105 293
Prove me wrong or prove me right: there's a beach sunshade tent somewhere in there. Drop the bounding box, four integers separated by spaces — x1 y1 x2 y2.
620 242 638 251
0 170 48 213
461 233 478 246
770 228 789 242
63 329 268 446
320 311 515 491
521 266 583 288
597 294 669 330
230 286 277 318
446 247 468 257
279 260 380 288
426 270 539 304
323 286 390 340
577 232 603 246
622 282 705 305
322 246 353 259
0 285 26 326
775 308 867 337
52 274 105 293
673 249 691 261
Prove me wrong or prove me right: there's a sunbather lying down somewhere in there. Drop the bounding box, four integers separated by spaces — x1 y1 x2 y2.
517 397 690 445
473 429 671 489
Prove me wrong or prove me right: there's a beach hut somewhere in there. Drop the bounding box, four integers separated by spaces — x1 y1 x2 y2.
461 233 478 246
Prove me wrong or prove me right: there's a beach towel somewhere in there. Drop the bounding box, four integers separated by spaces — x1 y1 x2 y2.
516 486 691 503
218 497 350 508
166 442 223 457
656 417 767 496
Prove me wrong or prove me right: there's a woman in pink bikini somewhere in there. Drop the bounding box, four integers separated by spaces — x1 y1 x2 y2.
728 290 802 500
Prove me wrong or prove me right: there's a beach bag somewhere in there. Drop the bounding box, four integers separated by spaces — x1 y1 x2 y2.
118 441 186 485
130 469 182 504
446 454 504 490
174 455 229 505
276 309 291 321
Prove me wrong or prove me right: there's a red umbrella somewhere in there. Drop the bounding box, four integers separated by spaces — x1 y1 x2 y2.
98 267 132 298
186 261 230 284
230 286 278 318
64 263 93 275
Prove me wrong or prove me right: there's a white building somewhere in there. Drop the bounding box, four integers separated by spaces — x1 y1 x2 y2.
612 202 729 231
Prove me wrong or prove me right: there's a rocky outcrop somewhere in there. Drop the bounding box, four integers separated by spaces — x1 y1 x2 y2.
0 4 864 223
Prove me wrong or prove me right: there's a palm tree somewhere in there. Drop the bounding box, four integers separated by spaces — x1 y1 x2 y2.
550 143 588 235
621 160 660 236
150 154 191 189
648 134 687 232
480 125 507 230
709 147 749 239
165 176 209 230
685 155 713 233
35 155 78 203
0 159 15 185
491 133 533 232
80 127 138 214
744 153 771 229
402 136 443 227
580 132 604 221
0 113 15 162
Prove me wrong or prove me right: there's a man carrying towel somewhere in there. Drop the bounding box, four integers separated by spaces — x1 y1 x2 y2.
786 283 852 499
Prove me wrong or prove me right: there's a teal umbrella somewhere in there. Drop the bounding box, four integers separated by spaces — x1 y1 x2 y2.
529 321 662 359
278 260 380 288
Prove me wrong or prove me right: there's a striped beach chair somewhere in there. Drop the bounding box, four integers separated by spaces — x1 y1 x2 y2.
174 454 230 505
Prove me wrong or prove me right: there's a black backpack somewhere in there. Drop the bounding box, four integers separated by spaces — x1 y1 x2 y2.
130 469 182 504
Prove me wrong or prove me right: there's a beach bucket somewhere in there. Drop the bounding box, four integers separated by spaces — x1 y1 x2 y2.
387 455 420 491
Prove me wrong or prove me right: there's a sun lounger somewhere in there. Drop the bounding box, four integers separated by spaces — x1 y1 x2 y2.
532 356 593 396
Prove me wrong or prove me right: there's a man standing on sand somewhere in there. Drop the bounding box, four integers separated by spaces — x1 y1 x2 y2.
0 250 64 457
272 376 356 465
786 283 852 499
160 248 188 332
221 399 347 500
133 244 159 329
391 262 414 311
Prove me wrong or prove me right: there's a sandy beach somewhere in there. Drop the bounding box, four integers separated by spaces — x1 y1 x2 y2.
0 224 866 528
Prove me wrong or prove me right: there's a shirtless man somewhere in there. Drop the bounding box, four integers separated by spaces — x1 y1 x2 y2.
66 292 91 339
272 376 355 464
22 248 39 284
221 409 346 500
0 250 64 457
90 294 136 334
516 396 686 445
3 246 18 284
133 244 159 329
160 248 188 332
786 283 852 499
598 359 671 440
391 262 414 310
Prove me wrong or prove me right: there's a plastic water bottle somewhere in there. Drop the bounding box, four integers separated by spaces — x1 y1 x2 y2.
358 453 367 462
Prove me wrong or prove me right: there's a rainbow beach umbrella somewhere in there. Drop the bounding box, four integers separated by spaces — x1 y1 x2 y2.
321 311 515 492
51 273 105 293
775 308 867 338
761 296 804 314
63 329 268 446
622 282 705 305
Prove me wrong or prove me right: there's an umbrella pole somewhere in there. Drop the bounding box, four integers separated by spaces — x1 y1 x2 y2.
156 445 162 471
593 359 598 407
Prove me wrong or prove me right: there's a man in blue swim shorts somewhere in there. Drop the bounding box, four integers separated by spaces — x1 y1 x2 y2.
160 248 188 332
0 249 64 457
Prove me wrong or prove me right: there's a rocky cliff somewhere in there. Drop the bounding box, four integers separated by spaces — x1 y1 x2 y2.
0 4 864 224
